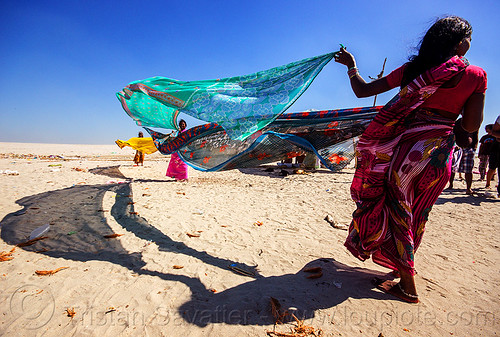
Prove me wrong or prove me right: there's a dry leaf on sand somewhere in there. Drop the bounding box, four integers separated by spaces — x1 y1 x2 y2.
35 267 68 276
103 234 123 239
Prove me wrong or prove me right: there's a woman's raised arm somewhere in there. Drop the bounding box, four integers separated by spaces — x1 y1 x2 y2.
335 47 392 98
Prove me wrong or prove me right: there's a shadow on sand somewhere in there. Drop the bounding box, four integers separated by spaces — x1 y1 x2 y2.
237 165 352 179
437 188 499 206
0 165 392 327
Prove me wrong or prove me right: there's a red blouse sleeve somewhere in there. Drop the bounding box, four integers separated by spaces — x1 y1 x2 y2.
385 64 406 89
468 65 487 93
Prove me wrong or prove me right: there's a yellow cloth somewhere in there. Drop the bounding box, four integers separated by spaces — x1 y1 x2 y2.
115 137 157 154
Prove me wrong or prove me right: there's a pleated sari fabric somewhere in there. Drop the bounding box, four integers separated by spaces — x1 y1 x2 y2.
345 56 469 275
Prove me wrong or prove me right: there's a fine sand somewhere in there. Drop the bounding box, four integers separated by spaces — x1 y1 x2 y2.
0 142 498 336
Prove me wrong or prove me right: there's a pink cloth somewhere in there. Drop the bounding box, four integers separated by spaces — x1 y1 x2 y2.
385 63 487 115
166 152 188 180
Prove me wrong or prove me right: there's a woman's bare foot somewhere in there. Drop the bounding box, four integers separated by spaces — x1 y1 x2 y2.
372 278 419 303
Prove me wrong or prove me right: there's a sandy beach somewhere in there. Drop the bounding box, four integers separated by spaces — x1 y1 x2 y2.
0 142 498 336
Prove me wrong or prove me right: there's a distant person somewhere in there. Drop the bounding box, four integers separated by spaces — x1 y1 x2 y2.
485 138 499 189
486 116 500 196
478 125 496 180
133 131 145 166
491 115 500 141
447 145 463 189
335 16 485 303
166 119 189 182
457 130 478 195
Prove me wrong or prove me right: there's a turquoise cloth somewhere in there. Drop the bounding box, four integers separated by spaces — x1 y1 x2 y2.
117 53 335 140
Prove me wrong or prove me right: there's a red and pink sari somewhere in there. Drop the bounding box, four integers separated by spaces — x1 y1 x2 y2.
345 56 469 275
166 129 189 180
166 151 188 180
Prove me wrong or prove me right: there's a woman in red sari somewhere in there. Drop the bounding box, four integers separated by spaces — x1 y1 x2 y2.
166 119 189 182
335 16 486 303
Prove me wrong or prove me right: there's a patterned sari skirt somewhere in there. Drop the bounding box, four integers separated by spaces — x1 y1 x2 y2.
133 151 144 165
345 109 456 275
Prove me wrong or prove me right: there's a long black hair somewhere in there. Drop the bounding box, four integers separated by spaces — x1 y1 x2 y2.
401 16 472 87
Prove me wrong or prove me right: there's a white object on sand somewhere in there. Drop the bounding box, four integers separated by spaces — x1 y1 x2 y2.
29 224 50 240
1 170 19 175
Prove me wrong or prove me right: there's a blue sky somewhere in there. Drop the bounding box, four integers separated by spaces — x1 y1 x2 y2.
0 0 498 144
